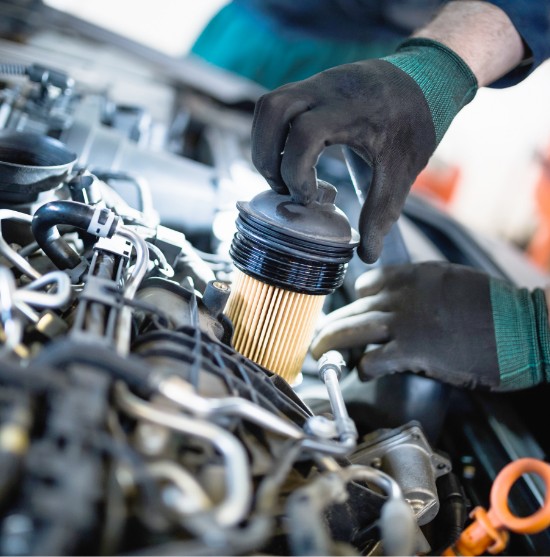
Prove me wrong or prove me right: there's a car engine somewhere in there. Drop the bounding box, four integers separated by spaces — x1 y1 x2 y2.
0 3 549 555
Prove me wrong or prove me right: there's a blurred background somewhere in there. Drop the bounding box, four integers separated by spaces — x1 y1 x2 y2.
35 0 550 271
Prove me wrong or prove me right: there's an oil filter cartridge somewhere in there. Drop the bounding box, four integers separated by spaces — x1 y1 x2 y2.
224 180 358 383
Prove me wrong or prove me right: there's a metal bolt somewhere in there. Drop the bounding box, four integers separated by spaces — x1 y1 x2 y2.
203 280 231 317
305 416 338 439
461 456 476 480
370 457 382 469
212 281 230 292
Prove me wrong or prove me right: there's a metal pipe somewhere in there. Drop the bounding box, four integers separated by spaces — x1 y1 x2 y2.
115 226 148 301
114 226 149 355
115 383 252 528
323 368 348 420
0 267 22 352
157 375 359 457
0 210 41 280
12 302 39 325
286 471 347 555
285 462 419 556
148 461 212 515
285 462 411 555
299 437 355 456
145 242 174 278
318 350 358 449
313 455 341 473
340 464 402 500
2 271 72 333
157 376 304 440
341 465 416 556
18 271 71 309
92 171 157 224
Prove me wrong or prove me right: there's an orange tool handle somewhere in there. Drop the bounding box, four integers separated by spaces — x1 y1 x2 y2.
443 458 550 556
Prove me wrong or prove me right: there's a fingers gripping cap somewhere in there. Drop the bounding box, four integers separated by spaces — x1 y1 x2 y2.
230 180 359 294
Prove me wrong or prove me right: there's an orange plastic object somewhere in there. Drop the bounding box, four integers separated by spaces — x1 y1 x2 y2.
412 163 460 206
443 458 550 556
527 145 550 269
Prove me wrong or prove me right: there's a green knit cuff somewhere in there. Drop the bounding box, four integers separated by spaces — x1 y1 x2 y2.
383 38 478 144
533 288 550 376
490 279 550 390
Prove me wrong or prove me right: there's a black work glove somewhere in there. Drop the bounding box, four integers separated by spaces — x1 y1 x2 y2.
251 39 477 262
310 262 550 391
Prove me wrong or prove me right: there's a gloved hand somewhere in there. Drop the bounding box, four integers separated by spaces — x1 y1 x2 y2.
310 262 550 391
251 39 478 263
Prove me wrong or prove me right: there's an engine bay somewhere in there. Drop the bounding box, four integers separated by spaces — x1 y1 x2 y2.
0 3 549 555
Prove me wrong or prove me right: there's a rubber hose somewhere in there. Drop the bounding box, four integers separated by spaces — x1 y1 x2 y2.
32 201 119 269
431 472 467 555
34 339 154 395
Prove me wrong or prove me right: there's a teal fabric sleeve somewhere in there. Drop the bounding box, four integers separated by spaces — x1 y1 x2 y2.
383 38 478 144
190 3 400 90
490 278 550 390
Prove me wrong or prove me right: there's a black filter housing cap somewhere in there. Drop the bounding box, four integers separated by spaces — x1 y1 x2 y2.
240 181 358 248
230 181 359 294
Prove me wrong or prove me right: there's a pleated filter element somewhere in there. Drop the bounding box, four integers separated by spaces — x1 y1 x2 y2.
225 269 325 383
226 181 358 384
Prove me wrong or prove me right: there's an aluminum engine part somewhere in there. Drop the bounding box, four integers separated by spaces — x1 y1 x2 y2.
350 421 451 525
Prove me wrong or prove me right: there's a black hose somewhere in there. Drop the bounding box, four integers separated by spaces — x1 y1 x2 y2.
32 201 120 269
0 359 67 392
431 472 467 555
33 339 154 395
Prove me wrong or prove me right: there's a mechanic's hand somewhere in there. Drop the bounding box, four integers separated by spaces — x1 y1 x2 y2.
251 39 478 263
310 262 550 391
